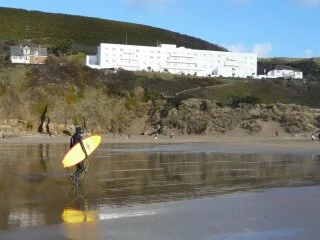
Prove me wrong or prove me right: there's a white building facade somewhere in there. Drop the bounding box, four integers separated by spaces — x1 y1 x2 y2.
86 43 257 78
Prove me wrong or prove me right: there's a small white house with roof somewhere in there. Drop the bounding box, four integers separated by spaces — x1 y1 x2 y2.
10 45 48 64
257 65 303 79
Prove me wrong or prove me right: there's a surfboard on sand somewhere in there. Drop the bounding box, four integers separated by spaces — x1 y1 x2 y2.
62 135 101 168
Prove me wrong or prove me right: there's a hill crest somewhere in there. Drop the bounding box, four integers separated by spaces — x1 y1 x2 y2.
0 7 227 53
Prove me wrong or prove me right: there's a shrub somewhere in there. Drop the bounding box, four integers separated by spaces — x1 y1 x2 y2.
229 95 262 108
241 120 262 133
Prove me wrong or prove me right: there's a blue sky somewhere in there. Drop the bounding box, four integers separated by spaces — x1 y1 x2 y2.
0 0 319 58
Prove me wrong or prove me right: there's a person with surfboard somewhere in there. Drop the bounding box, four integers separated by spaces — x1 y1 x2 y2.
69 127 88 186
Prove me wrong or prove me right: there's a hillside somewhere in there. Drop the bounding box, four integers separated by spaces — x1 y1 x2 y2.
0 7 227 53
0 63 319 138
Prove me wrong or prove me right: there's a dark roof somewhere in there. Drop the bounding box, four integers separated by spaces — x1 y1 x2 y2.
10 45 47 56
272 65 301 71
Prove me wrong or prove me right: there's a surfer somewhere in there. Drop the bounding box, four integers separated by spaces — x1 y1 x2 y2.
69 127 88 186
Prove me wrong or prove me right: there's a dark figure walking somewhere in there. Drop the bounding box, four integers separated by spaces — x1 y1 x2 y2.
69 127 88 186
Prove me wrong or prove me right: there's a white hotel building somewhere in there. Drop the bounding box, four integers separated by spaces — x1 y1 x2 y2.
86 43 257 78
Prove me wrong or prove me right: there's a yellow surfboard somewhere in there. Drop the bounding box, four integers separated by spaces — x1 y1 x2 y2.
62 135 102 168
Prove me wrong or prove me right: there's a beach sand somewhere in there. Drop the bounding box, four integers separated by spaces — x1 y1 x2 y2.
1 132 319 154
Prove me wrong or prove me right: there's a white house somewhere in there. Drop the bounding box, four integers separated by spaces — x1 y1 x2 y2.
257 65 303 79
10 45 48 64
86 43 257 78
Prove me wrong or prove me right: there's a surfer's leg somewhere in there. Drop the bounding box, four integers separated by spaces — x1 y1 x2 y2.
68 163 81 185
77 161 85 175
72 162 84 186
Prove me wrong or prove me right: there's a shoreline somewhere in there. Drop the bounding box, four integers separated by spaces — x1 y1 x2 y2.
0 132 311 144
1 133 319 154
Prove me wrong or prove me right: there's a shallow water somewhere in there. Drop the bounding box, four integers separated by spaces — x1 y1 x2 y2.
0 142 320 232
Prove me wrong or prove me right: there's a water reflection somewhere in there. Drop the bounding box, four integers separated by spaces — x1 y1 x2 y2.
0 143 320 231
62 187 100 240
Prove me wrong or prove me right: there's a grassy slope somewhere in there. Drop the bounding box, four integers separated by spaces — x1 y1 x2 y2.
0 7 226 51
2 65 319 107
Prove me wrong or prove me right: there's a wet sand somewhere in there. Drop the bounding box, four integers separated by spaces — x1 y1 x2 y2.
1 186 320 240
1 134 320 239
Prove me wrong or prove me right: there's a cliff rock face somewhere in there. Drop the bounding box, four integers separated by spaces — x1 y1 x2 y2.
162 99 318 135
1 99 318 139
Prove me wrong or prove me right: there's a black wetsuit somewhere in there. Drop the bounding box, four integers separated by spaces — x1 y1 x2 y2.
70 130 88 179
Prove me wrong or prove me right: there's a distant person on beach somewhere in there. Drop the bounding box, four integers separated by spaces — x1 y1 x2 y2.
157 124 161 135
311 134 316 142
69 127 88 186
275 129 279 137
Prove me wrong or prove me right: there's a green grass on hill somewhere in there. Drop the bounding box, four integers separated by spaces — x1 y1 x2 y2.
0 7 227 52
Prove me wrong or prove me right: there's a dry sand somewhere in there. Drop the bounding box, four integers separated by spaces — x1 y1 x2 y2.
1 131 319 155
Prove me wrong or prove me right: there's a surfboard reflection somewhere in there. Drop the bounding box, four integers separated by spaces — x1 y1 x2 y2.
62 188 100 240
